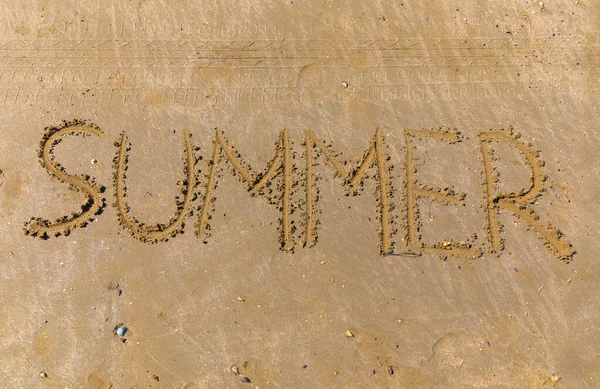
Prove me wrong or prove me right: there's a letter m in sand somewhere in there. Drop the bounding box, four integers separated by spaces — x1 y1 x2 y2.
303 129 396 254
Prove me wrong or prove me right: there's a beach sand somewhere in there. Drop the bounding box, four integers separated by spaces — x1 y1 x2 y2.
0 1 599 387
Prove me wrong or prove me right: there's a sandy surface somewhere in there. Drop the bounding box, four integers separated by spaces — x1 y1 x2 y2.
0 1 599 388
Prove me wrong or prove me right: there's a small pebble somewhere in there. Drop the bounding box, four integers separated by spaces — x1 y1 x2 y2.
345 330 354 338
39 372 47 378
241 376 251 383
116 326 127 336
387 366 394 375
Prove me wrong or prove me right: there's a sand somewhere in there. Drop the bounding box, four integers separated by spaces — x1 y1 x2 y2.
0 0 599 387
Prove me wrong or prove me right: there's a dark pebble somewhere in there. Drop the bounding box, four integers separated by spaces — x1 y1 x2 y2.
241 376 251 383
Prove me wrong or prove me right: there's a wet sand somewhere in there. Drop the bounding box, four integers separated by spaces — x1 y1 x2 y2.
0 1 599 387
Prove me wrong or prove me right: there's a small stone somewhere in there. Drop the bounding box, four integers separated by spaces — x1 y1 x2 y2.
387 366 394 375
241 376 251 383
116 326 127 336
341 81 349 89
231 366 240 375
345 330 354 338
39 372 47 378
91 158 97 165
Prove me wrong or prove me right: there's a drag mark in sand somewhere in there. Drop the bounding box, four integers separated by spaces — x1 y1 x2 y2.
113 130 198 243
404 128 480 259
24 120 106 238
196 128 295 251
23 121 574 261
478 128 574 261
303 128 396 254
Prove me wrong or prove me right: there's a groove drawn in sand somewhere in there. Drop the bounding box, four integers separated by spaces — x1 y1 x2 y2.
303 128 396 254
478 128 574 261
196 128 296 251
24 120 106 238
22 121 574 260
404 129 480 259
0 37 585 51
112 131 198 243
303 133 317 247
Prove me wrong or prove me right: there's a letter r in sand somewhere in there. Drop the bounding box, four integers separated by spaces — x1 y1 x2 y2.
478 129 573 261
